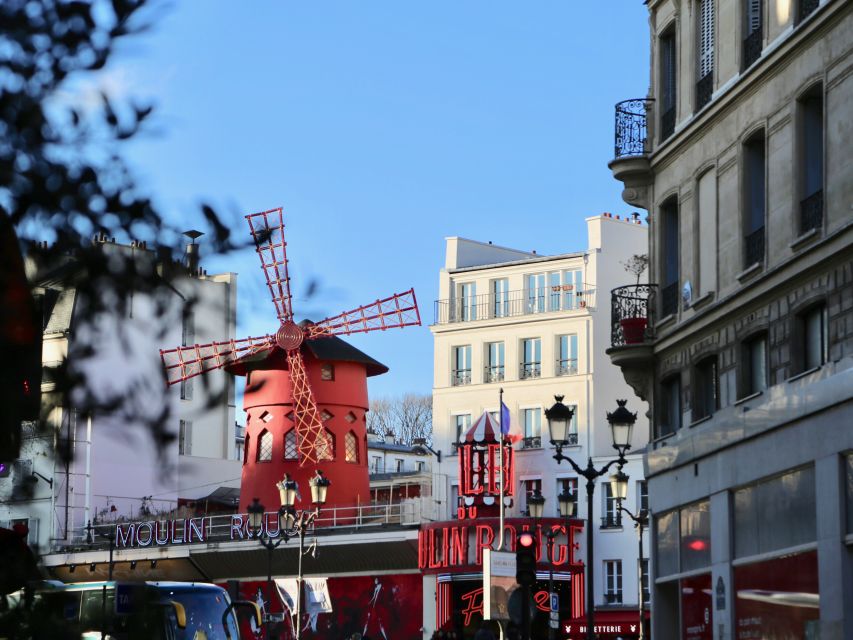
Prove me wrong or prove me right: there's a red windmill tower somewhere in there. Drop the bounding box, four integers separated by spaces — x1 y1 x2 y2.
160 207 420 515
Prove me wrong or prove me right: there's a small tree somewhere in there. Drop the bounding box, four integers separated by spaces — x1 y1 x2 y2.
621 254 649 285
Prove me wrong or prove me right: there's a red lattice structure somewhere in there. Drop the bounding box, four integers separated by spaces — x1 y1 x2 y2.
161 207 421 465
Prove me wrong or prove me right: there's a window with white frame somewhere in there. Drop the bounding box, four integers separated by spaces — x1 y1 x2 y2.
371 456 382 473
458 282 477 321
486 342 505 383
602 482 621 528
454 414 472 447
520 338 541 379
492 278 510 318
396 459 404 472
452 345 472 386
551 269 584 310
604 560 623 604
557 334 578 376
801 304 828 372
526 274 546 313
522 408 541 448
522 479 542 515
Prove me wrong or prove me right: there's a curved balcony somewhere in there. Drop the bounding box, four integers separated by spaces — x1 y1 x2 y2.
607 284 657 401
609 99 654 210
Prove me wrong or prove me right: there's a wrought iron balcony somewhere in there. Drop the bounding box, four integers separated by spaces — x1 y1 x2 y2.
451 369 471 386
521 436 542 450
610 284 657 347
556 359 578 376
519 363 541 380
614 99 653 158
696 71 714 111
744 226 765 266
800 189 823 234
484 365 505 383
743 28 762 69
434 286 595 325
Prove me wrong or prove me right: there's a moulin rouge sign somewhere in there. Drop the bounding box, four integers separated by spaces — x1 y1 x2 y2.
418 518 584 574
114 513 282 549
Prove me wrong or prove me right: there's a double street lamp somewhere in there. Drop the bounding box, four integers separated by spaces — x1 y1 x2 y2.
610 468 649 640
526 488 577 640
545 396 637 640
247 470 331 640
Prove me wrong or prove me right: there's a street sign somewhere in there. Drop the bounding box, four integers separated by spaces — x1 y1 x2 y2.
550 611 559 621
550 592 559 612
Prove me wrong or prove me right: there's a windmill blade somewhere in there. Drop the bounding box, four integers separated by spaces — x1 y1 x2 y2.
160 335 276 385
246 207 294 323
286 348 333 465
305 289 421 339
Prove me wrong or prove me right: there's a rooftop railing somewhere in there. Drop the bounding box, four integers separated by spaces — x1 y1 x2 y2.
434 286 595 325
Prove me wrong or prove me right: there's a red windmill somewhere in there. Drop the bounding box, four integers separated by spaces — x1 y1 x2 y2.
160 207 420 514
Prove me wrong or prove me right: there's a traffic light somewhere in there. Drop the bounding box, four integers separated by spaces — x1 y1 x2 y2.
515 531 537 587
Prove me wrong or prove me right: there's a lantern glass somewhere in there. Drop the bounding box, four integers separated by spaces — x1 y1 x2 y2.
610 470 629 501
558 490 577 518
310 471 330 505
528 489 545 519
277 476 298 508
545 396 574 446
606 400 636 453
247 498 265 535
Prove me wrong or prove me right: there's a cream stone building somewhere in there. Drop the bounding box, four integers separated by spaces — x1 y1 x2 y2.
607 0 853 638
428 214 652 625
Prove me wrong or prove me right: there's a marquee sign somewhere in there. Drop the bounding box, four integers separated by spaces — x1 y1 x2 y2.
418 518 583 574
113 512 288 549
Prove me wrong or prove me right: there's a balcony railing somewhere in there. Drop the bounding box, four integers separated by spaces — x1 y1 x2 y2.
743 28 762 69
799 189 823 234
614 99 653 158
434 286 595 325
519 363 541 380
696 71 714 110
556 359 578 376
484 365 505 383
610 284 657 346
451 369 471 386
521 436 542 450
744 226 765 266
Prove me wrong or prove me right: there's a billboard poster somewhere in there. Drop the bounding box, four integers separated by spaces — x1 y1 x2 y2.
483 549 517 621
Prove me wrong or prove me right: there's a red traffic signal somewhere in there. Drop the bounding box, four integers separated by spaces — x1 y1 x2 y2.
516 531 537 586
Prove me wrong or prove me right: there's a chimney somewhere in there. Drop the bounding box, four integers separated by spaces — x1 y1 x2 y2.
183 230 204 275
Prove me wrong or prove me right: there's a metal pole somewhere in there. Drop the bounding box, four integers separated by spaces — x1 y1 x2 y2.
497 387 505 551
295 526 304 640
266 542 274 640
585 477 595 640
548 534 555 640
638 520 644 640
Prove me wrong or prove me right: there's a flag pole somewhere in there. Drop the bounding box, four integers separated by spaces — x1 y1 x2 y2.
497 387 505 552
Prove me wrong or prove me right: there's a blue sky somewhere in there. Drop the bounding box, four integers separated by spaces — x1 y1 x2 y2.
95 2 650 400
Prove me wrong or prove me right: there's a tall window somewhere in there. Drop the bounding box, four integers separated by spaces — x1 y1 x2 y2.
660 374 682 437
697 0 715 110
257 429 273 462
180 311 194 400
345 431 358 463
557 478 578 505
486 342 505 383
526 274 546 313
520 338 541 379
641 559 651 605
557 334 578 376
396 459 404 472
522 408 541 448
454 414 472 446
492 278 509 318
638 480 649 514
243 434 250 464
604 560 623 604
801 304 828 371
602 483 621 528
452 345 472 386
693 356 718 421
742 334 767 397
661 198 679 317
371 455 382 473
697 169 717 297
743 0 763 69
179 420 192 456
799 87 824 234
744 131 766 267
549 269 584 311
522 479 542 514
284 430 298 460
660 27 677 140
459 282 477 321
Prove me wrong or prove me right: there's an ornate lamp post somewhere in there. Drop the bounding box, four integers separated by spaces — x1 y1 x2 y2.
540 490 578 640
610 468 649 640
247 470 330 640
546 396 636 640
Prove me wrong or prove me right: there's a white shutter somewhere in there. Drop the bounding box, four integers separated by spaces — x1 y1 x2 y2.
747 0 761 35
699 0 715 78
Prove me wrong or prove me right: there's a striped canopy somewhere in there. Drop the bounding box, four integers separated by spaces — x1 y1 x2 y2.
460 411 502 444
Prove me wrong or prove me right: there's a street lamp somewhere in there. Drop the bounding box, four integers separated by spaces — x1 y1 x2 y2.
527 489 545 519
546 396 636 640
248 470 330 640
613 469 649 640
